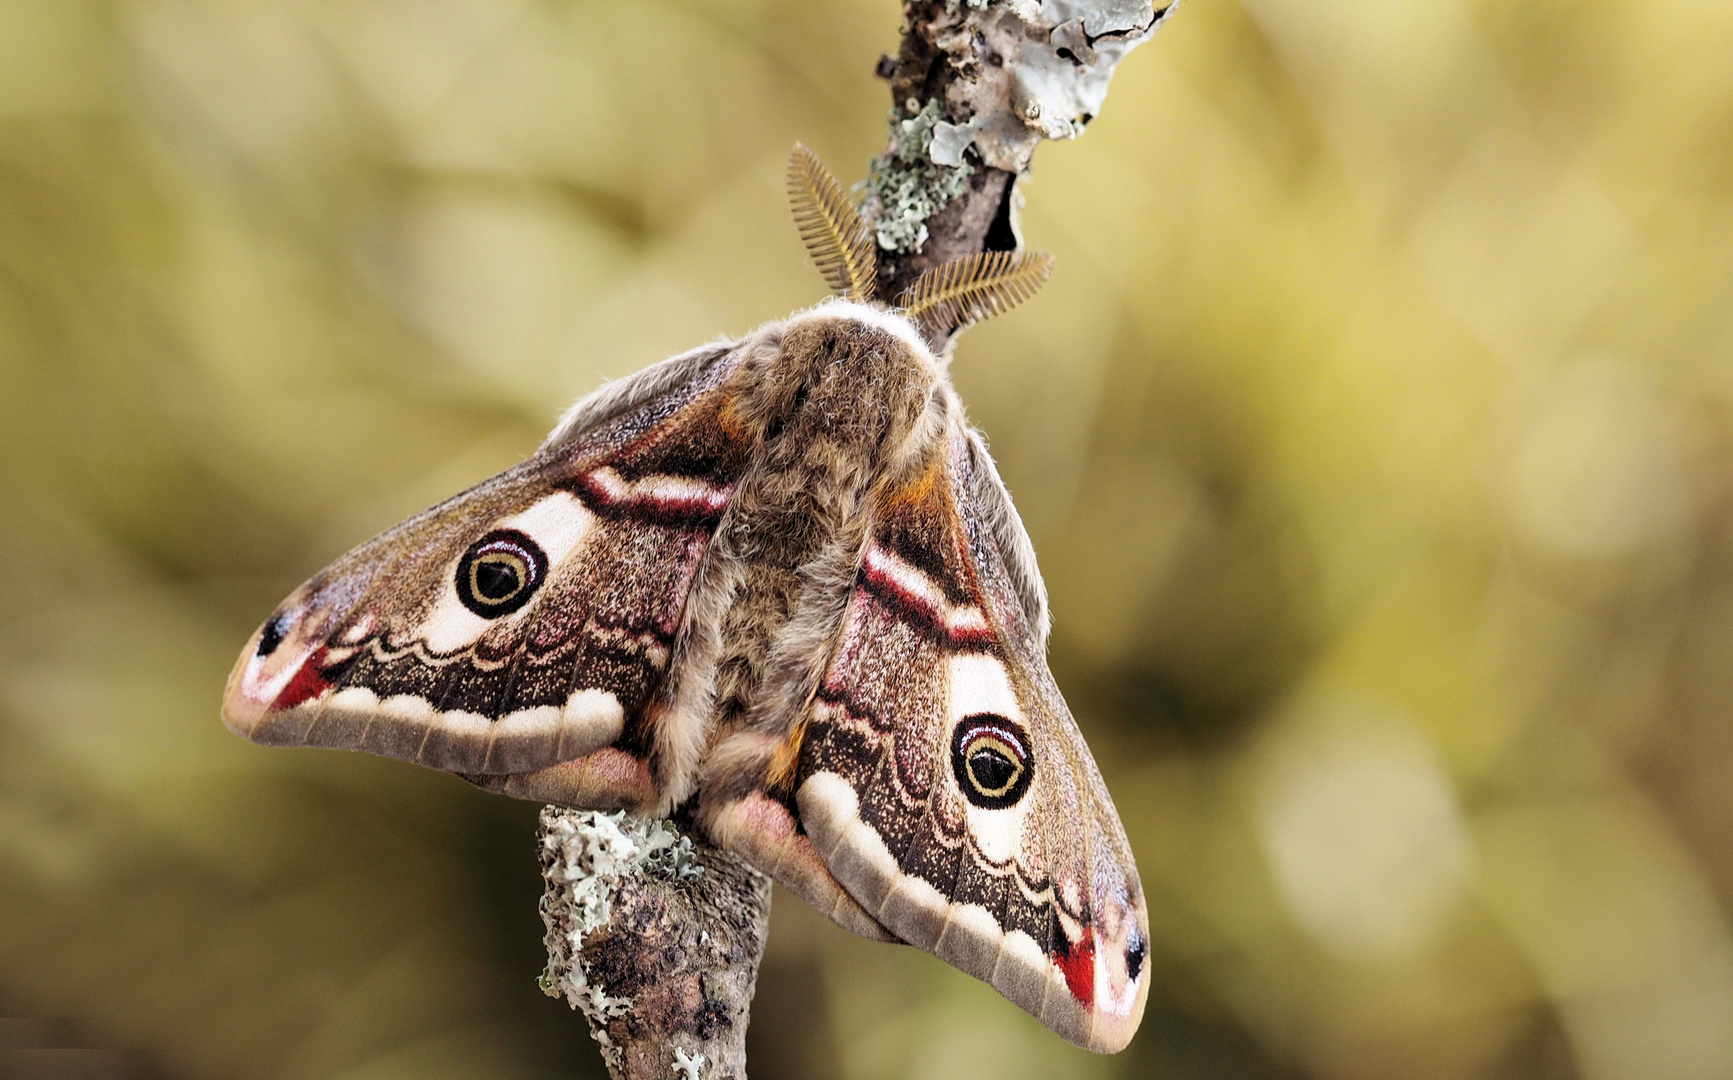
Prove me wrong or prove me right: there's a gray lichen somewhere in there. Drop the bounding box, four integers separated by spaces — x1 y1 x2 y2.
865 98 975 253
944 0 1181 171
867 0 1182 298
538 808 770 1080
671 1047 707 1080
539 812 693 1073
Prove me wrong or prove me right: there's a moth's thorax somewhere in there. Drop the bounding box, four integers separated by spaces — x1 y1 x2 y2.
688 307 944 752
790 299 933 352
749 304 939 446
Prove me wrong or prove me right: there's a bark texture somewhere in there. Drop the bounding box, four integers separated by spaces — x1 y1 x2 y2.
539 809 772 1080
865 0 1182 304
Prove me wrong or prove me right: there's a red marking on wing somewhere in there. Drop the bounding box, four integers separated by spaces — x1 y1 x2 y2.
859 547 996 650
574 468 733 527
1055 928 1097 1008
273 647 332 710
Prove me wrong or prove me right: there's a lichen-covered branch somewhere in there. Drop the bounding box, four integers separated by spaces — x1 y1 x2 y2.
539 808 772 1080
864 0 1182 305
537 6 1182 1078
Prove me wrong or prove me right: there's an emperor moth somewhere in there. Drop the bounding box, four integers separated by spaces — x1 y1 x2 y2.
224 146 1148 1052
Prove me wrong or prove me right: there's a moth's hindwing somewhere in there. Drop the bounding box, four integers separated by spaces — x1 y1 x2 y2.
222 342 752 798
792 422 1150 1053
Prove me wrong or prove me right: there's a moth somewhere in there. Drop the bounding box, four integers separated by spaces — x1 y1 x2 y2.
223 146 1149 1053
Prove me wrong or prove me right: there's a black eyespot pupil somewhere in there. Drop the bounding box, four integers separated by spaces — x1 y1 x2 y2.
256 614 288 658
455 529 547 618
1126 937 1147 982
969 748 1017 792
950 714 1034 809
474 559 521 600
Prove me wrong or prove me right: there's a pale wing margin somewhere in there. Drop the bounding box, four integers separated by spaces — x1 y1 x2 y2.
961 427 1050 643
542 340 737 450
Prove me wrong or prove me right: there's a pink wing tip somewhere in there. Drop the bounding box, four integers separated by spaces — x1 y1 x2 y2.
221 605 334 741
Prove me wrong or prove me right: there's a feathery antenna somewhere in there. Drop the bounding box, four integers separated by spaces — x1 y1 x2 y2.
787 144 878 302
896 250 1055 342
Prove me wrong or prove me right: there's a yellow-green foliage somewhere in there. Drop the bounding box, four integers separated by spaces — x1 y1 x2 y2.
3 1 1733 1078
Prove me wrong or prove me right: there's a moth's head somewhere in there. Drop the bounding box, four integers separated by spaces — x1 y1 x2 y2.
787 144 1053 353
781 297 936 367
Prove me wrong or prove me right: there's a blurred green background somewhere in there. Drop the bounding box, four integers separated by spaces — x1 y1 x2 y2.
5 0 1733 1077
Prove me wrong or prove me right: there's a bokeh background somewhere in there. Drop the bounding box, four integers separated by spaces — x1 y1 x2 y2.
5 0 1733 1077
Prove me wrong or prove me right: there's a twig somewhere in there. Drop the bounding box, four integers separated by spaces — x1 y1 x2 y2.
539 809 771 1080
865 0 1182 311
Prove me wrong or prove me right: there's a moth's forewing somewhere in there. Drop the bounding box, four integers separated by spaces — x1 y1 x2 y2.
223 342 755 791
791 420 1150 1053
